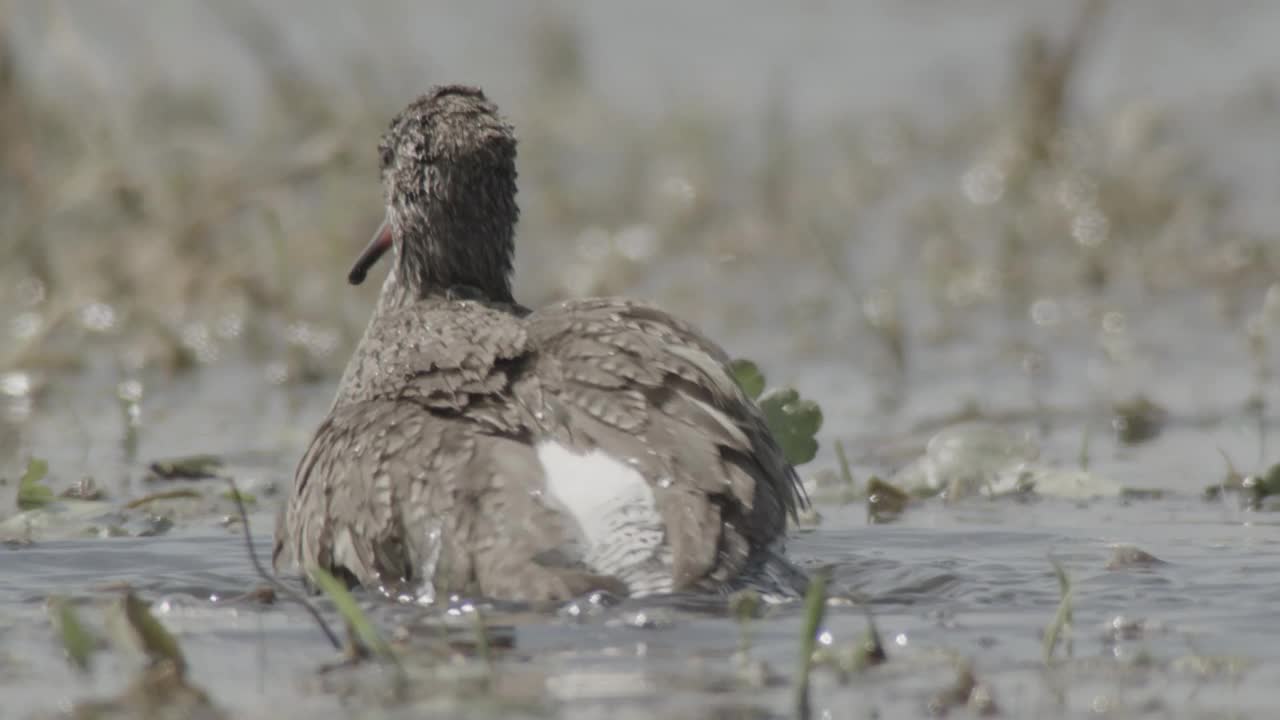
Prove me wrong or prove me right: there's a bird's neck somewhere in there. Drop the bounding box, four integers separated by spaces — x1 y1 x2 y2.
388 199 516 307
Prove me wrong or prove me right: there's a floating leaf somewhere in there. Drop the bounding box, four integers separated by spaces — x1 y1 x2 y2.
49 595 96 673
729 358 766 400
1111 394 1167 446
1248 463 1280 502
17 458 53 510
147 454 224 480
308 566 397 664
759 388 823 466
121 592 186 674
866 476 910 524
124 489 202 509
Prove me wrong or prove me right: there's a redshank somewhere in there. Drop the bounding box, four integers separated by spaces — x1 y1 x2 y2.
273 85 807 603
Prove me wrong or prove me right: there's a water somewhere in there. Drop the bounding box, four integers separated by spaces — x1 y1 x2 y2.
4 1 1280 718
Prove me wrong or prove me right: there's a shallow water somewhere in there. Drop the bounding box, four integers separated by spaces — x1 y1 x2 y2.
4 1 1280 718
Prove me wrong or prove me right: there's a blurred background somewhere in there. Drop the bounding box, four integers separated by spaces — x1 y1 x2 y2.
5 3 1280 718
0 0 1278 490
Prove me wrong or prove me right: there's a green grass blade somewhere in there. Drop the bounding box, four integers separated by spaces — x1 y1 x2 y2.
793 571 829 720
122 592 186 674
1042 557 1074 665
308 566 397 664
49 595 96 673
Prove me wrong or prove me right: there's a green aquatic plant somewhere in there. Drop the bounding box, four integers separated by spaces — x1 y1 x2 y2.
760 389 823 467
1203 448 1280 509
1204 447 1246 502
308 566 399 667
729 358 767 401
834 440 856 494
123 488 202 510
793 570 829 720
219 487 257 505
116 379 143 463
849 606 887 673
730 358 823 466
223 478 341 651
1251 463 1280 502
120 591 187 672
865 476 910 524
48 595 97 673
16 457 52 510
1111 394 1168 446
147 454 225 480
728 588 762 656
1042 557 1074 664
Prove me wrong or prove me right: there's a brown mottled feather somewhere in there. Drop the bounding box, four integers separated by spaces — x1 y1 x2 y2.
526 298 804 589
273 85 807 603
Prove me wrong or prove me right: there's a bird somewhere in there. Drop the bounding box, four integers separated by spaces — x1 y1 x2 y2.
273 85 808 604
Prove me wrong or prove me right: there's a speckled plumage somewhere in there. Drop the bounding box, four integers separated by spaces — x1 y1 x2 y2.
273 85 807 603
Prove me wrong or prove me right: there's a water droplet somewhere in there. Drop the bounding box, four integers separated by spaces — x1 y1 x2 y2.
574 226 612 263
215 312 244 340
10 312 41 341
1057 173 1098 212
0 372 31 397
1072 209 1110 248
117 379 144 404
961 163 1005 205
614 224 659 262
264 362 289 385
657 175 697 215
1030 298 1061 327
79 302 118 333
180 323 218 364
1102 311 1127 335
657 478 672 489
14 276 45 307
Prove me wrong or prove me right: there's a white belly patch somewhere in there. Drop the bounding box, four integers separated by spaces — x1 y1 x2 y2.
536 441 672 595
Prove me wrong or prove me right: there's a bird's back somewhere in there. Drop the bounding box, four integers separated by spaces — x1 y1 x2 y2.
274 295 807 601
523 297 806 593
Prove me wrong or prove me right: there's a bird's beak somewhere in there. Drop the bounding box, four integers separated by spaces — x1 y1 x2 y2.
348 215 394 286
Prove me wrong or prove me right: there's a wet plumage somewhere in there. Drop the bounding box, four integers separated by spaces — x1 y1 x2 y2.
273 85 807 603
